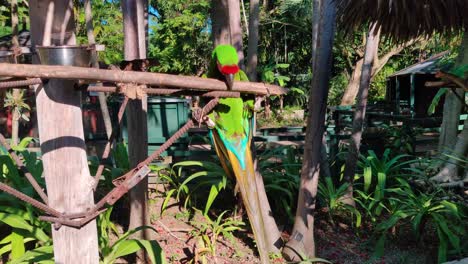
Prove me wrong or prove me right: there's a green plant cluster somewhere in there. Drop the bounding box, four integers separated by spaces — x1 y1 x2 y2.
0 140 166 263
323 148 467 263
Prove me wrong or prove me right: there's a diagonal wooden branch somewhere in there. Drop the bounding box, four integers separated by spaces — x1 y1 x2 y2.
372 37 419 77
435 71 468 91
0 63 286 95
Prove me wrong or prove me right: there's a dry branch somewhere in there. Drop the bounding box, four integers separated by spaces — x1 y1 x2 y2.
0 63 287 95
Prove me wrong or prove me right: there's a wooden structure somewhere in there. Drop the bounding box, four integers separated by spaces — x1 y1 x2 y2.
0 40 285 264
386 51 451 117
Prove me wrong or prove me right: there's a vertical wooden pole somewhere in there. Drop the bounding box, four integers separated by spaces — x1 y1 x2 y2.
84 0 113 139
11 0 20 146
122 0 149 262
29 1 100 263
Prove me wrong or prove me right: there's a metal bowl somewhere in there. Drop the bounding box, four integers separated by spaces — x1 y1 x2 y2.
36 45 94 67
0 51 15 63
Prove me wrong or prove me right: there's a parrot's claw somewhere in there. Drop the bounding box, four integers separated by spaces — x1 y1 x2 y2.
203 116 216 129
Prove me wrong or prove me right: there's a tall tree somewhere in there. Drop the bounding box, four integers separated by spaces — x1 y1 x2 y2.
432 33 468 183
339 34 417 105
123 0 149 262
228 0 244 68
341 22 379 205
246 0 260 81
282 0 336 260
211 0 230 46
29 0 99 262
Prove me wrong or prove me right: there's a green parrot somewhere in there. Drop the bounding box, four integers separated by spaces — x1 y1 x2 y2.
205 44 270 263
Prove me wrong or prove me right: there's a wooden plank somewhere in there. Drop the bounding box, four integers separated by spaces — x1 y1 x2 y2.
0 63 287 95
29 1 99 263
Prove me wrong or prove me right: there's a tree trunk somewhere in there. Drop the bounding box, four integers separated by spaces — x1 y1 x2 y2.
432 117 468 182
341 23 380 206
84 0 113 139
432 33 468 182
340 36 416 106
340 59 364 105
29 0 99 263
246 0 260 81
212 0 230 46
228 0 244 68
282 0 336 260
438 34 468 154
123 0 149 263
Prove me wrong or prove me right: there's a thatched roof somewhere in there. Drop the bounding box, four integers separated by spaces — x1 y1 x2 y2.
336 0 467 41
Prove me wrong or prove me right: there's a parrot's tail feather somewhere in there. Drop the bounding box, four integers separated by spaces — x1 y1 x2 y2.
227 147 269 263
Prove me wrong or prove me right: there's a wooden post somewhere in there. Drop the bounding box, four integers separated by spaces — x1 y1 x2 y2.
123 0 149 262
11 0 20 146
29 1 99 263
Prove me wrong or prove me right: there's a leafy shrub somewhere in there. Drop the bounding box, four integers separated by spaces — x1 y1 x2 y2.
374 179 466 263
317 177 361 227
157 160 231 216
190 210 244 263
258 146 301 222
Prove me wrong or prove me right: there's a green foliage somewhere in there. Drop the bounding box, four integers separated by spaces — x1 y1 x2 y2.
0 142 52 263
374 179 466 263
4 90 31 122
258 146 301 222
157 160 231 215
190 210 244 262
382 124 419 154
75 0 124 64
0 0 29 33
148 0 211 74
98 207 166 264
317 177 361 228
88 142 131 190
354 149 416 222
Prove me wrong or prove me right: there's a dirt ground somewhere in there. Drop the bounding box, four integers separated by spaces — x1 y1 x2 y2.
146 184 438 264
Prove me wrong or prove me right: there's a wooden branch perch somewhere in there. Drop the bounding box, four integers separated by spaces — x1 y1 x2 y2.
425 80 458 88
435 71 468 91
0 63 287 95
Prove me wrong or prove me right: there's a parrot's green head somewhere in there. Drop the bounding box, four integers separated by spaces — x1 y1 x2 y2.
212 44 240 89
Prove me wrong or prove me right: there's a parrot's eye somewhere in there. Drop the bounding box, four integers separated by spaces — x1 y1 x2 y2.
219 64 239 75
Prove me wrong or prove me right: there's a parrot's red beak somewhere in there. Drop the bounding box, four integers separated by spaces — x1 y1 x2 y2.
217 63 239 90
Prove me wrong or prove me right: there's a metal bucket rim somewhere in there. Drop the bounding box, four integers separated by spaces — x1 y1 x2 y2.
35 45 94 50
0 51 14 57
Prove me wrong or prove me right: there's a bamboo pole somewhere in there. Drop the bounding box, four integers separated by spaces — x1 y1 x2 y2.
0 63 286 95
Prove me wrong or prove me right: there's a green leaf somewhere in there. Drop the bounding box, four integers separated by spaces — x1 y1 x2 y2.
10 230 25 260
0 213 49 242
9 245 54 264
428 88 447 116
105 239 143 263
363 166 372 192
161 189 176 214
203 185 220 216
138 240 166 264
